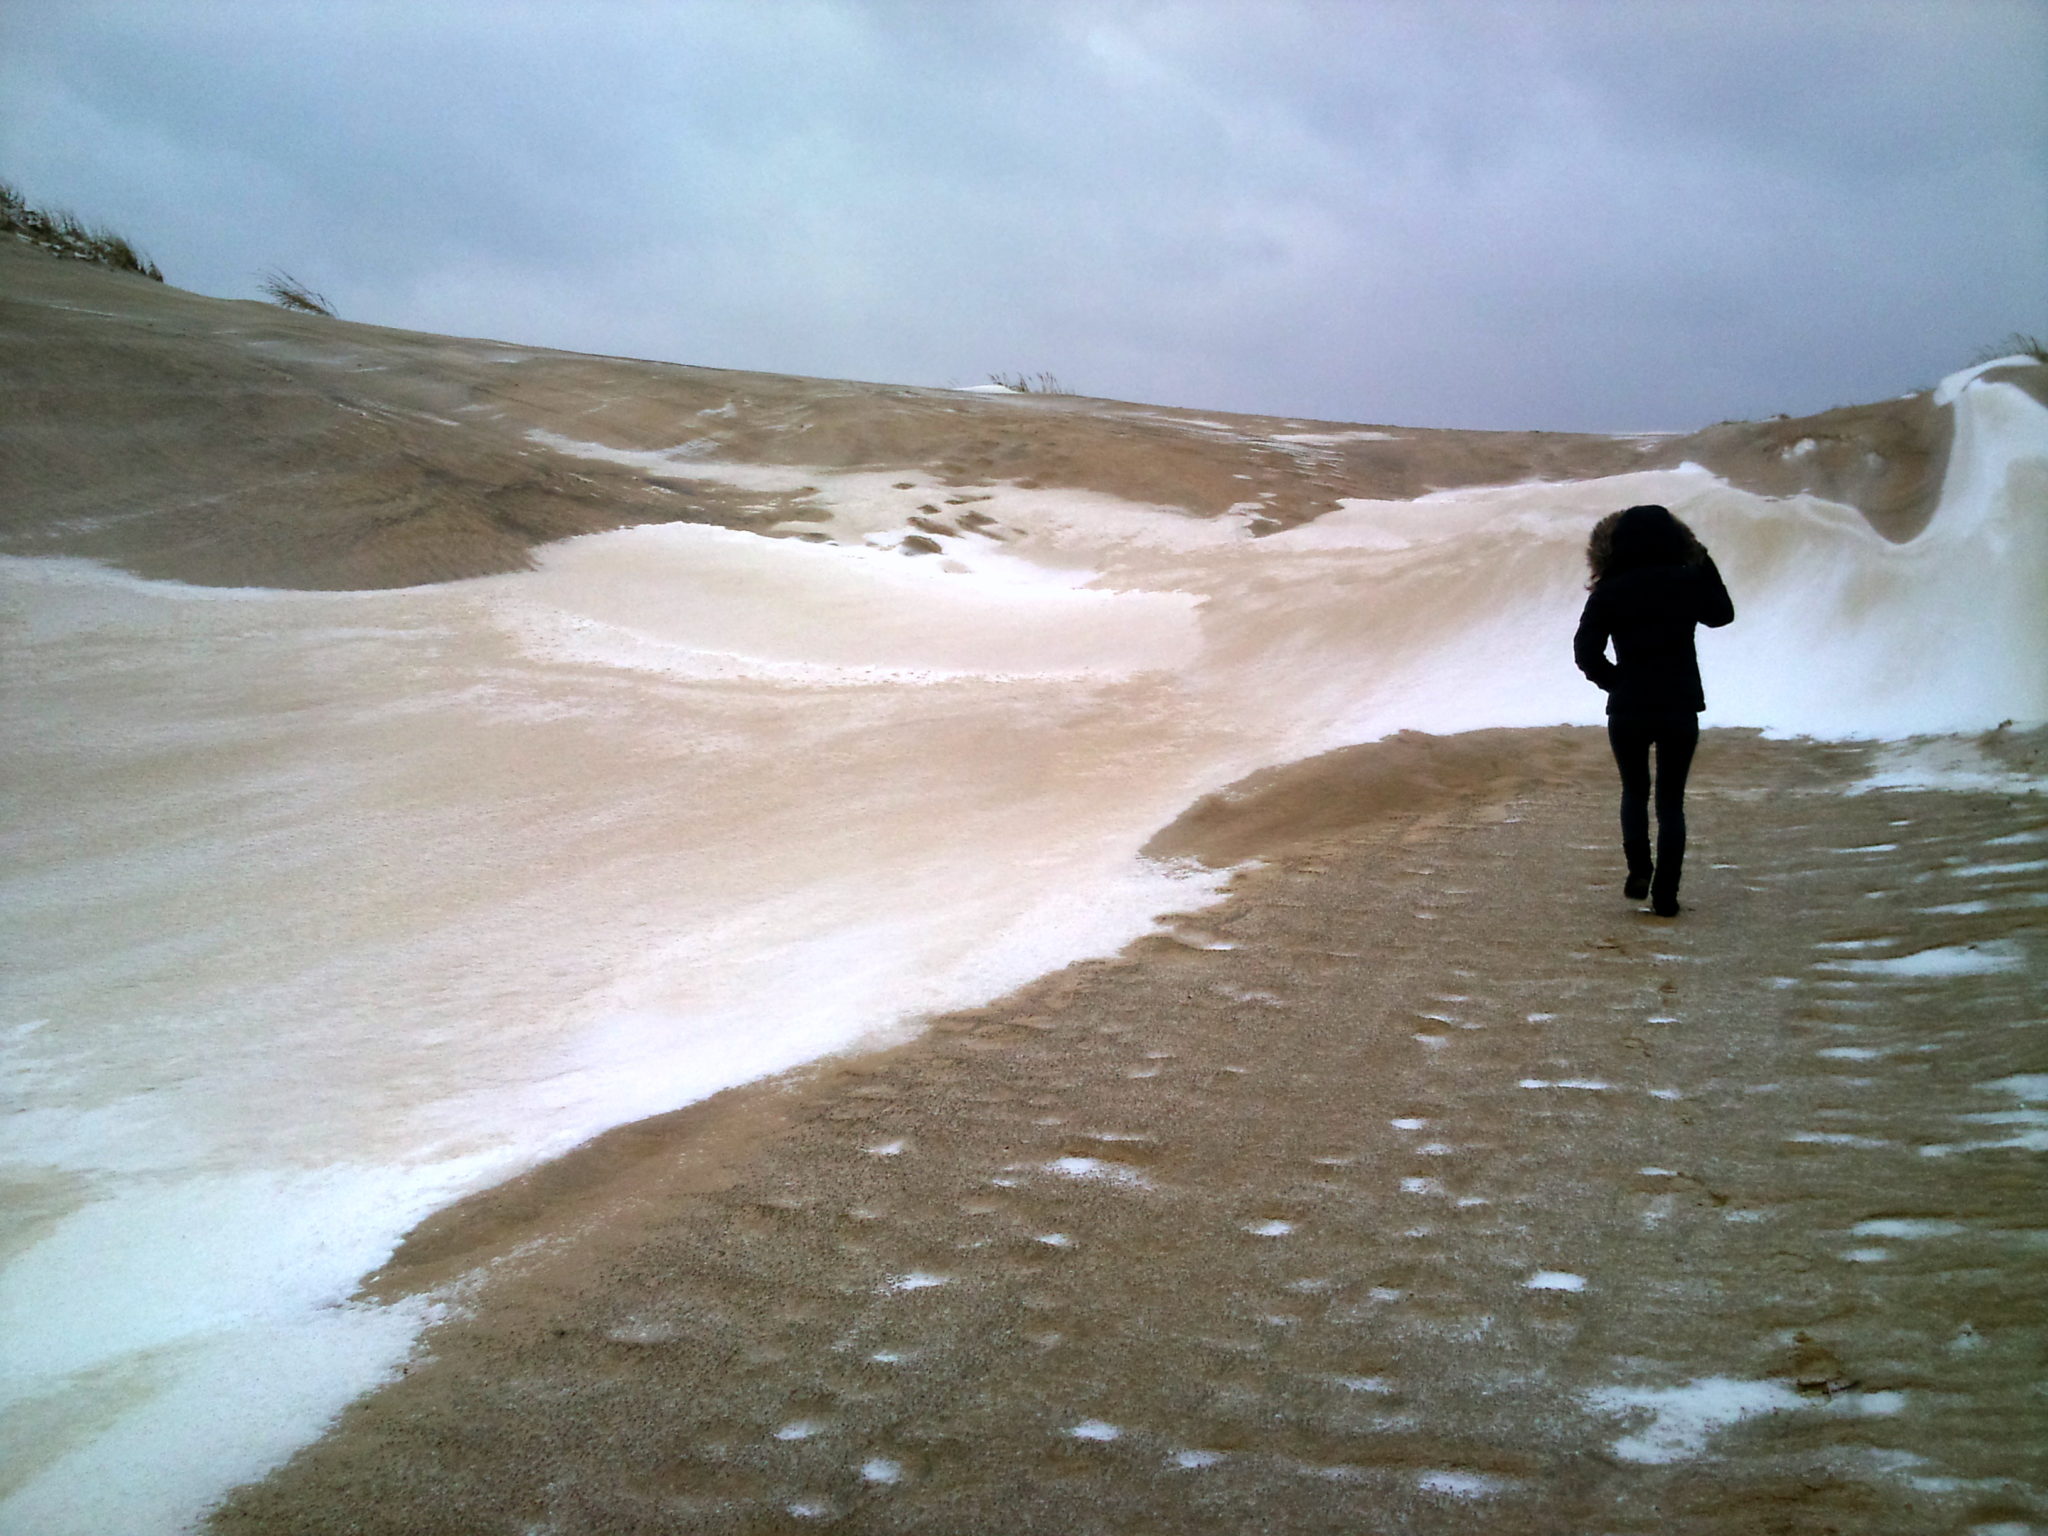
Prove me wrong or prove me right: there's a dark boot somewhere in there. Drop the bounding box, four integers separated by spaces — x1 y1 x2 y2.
1650 852 1682 917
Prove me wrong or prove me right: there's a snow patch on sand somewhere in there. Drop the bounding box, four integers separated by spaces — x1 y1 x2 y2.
1417 1470 1512 1498
1921 1075 2048 1156
880 1272 950 1293
1816 940 2025 978
1585 1376 1905 1463
1855 737 2048 796
1852 1218 1966 1239
1044 1156 1153 1189
1933 354 2040 405
0 1289 444 1536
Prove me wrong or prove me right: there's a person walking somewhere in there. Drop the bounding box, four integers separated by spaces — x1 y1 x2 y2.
1573 504 1735 917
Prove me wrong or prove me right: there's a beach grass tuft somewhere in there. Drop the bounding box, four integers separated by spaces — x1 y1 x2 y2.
259 269 338 318
1974 332 2047 365
1 178 164 281
988 370 1072 394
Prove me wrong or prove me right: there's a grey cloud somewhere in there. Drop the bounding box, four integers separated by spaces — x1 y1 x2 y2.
2 0 2041 431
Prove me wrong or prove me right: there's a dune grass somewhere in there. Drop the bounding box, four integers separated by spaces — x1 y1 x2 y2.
1 179 163 281
988 370 1072 394
1973 332 2047 366
259 269 337 318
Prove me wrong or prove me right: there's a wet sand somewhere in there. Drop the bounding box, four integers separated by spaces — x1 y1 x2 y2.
211 725 2047 1536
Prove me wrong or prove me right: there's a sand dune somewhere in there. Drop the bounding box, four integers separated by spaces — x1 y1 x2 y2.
0 238 1981 589
2 239 2044 1535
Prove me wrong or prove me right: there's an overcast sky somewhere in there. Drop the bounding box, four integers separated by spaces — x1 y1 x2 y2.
3 0 2042 431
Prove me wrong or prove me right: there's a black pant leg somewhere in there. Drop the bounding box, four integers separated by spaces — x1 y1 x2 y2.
1606 716 1654 881
1650 713 1700 903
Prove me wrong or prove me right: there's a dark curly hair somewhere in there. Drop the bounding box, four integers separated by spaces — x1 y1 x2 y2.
1586 504 1706 587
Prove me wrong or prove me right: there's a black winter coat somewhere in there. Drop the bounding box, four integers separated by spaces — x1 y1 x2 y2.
1573 557 1735 716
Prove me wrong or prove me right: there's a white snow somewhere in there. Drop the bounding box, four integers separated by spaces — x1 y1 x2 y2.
1067 1420 1122 1441
1925 888 2039 913
1855 737 2048 796
1584 1376 1905 1464
1979 1073 2048 1100
1416 1470 1511 1497
1921 1077 2048 1154
1816 940 2026 978
1524 1271 1587 1291
880 1272 950 1292
0 1290 443 1536
1044 1156 1153 1188
1330 1375 1395 1393
1265 429 1402 445
1932 353 2039 405
1852 1218 1966 1239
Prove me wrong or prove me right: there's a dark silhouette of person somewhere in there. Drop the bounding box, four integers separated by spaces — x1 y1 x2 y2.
1573 504 1735 917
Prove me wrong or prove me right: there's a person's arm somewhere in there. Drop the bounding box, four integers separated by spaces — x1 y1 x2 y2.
1694 553 1735 628
1574 591 1619 689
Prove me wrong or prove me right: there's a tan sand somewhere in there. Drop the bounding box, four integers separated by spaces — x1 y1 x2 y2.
3 240 1953 591
207 725 2047 1536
